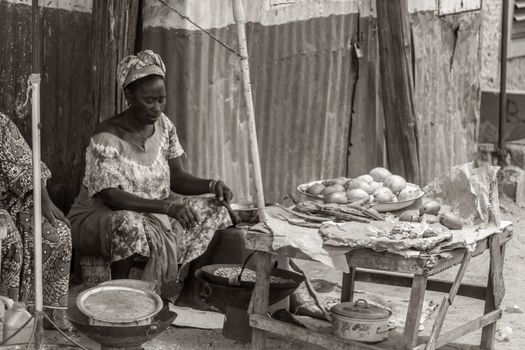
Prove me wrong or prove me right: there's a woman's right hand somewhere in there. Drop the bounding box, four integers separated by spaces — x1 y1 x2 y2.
165 202 201 230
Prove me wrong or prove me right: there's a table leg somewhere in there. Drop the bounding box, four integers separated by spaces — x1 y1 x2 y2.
425 251 472 350
341 268 356 302
481 237 507 349
403 274 427 349
251 251 272 350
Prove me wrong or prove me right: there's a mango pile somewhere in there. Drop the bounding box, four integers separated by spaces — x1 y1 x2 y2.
305 167 421 205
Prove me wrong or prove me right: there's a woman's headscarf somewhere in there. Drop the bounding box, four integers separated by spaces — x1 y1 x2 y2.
117 50 166 89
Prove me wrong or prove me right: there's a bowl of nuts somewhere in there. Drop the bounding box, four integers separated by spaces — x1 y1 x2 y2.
195 265 304 311
201 264 302 289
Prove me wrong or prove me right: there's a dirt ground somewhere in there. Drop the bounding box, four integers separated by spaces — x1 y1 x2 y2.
41 197 523 350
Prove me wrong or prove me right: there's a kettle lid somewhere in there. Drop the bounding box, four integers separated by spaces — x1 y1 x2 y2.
331 299 391 320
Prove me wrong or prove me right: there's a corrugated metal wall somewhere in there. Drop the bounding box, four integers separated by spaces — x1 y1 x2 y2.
508 56 525 90
0 0 494 209
144 13 359 203
0 1 93 211
411 11 482 184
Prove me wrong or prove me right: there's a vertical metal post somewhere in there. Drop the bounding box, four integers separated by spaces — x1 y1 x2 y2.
498 0 510 165
32 0 44 348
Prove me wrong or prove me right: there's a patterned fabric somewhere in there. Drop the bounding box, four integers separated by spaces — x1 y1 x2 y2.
0 211 23 301
173 197 232 265
106 196 230 267
83 114 183 199
0 113 71 309
0 112 51 217
117 50 166 89
69 113 231 274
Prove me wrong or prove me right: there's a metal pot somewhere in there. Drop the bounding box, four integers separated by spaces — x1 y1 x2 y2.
331 299 392 343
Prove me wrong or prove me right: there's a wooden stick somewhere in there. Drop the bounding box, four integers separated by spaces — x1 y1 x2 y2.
275 203 332 223
425 251 472 350
250 252 272 349
232 0 267 222
403 274 428 349
250 314 385 350
289 259 332 322
434 310 501 349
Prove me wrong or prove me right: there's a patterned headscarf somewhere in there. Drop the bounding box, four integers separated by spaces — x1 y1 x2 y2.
117 50 166 89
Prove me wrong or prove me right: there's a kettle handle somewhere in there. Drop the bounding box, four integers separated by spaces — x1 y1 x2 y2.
354 299 369 308
0 296 14 311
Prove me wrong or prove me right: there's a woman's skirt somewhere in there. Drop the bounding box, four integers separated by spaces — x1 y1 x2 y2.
68 189 231 292
0 209 71 309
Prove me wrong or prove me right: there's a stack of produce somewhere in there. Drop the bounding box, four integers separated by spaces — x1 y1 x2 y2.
304 167 421 205
398 200 464 230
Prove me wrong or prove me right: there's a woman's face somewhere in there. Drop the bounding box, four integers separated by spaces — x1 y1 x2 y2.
126 75 166 125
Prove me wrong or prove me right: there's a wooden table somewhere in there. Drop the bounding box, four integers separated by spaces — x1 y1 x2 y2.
246 223 513 350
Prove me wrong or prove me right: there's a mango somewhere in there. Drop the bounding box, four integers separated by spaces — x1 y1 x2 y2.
439 213 463 230
324 192 348 204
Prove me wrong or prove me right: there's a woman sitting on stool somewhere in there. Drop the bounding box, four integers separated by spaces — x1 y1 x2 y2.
68 50 235 308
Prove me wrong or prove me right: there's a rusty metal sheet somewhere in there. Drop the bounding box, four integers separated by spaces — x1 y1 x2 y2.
143 13 359 203
347 15 385 177
479 89 525 144
411 11 482 185
0 1 94 211
508 56 525 90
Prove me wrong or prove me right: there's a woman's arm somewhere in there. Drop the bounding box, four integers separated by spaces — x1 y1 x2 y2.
100 188 170 213
168 157 234 202
168 157 211 195
99 187 201 229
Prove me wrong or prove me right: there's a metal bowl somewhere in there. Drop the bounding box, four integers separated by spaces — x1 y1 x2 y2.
297 180 424 212
195 268 304 312
200 263 303 289
76 285 163 326
68 303 176 350
230 202 275 224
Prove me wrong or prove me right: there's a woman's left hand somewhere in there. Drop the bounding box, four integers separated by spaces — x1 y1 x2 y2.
213 180 234 203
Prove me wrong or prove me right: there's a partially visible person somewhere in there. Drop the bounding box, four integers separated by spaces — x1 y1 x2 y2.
0 112 72 329
68 50 233 307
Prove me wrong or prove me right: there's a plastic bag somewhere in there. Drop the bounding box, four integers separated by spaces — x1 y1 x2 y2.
424 163 501 226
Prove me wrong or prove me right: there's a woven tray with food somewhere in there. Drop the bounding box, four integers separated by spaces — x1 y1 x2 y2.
296 167 424 213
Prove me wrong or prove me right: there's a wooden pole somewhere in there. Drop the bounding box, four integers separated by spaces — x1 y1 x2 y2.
498 0 510 165
232 0 267 222
31 0 44 348
376 0 421 184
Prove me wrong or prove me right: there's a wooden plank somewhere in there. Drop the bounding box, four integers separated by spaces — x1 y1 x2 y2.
481 236 508 349
249 314 384 350
245 230 273 252
251 251 272 349
489 235 505 307
347 15 384 177
354 269 487 300
435 310 502 349
341 268 356 302
402 275 427 349
376 0 420 184
425 252 472 350
347 249 425 274
425 229 512 276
